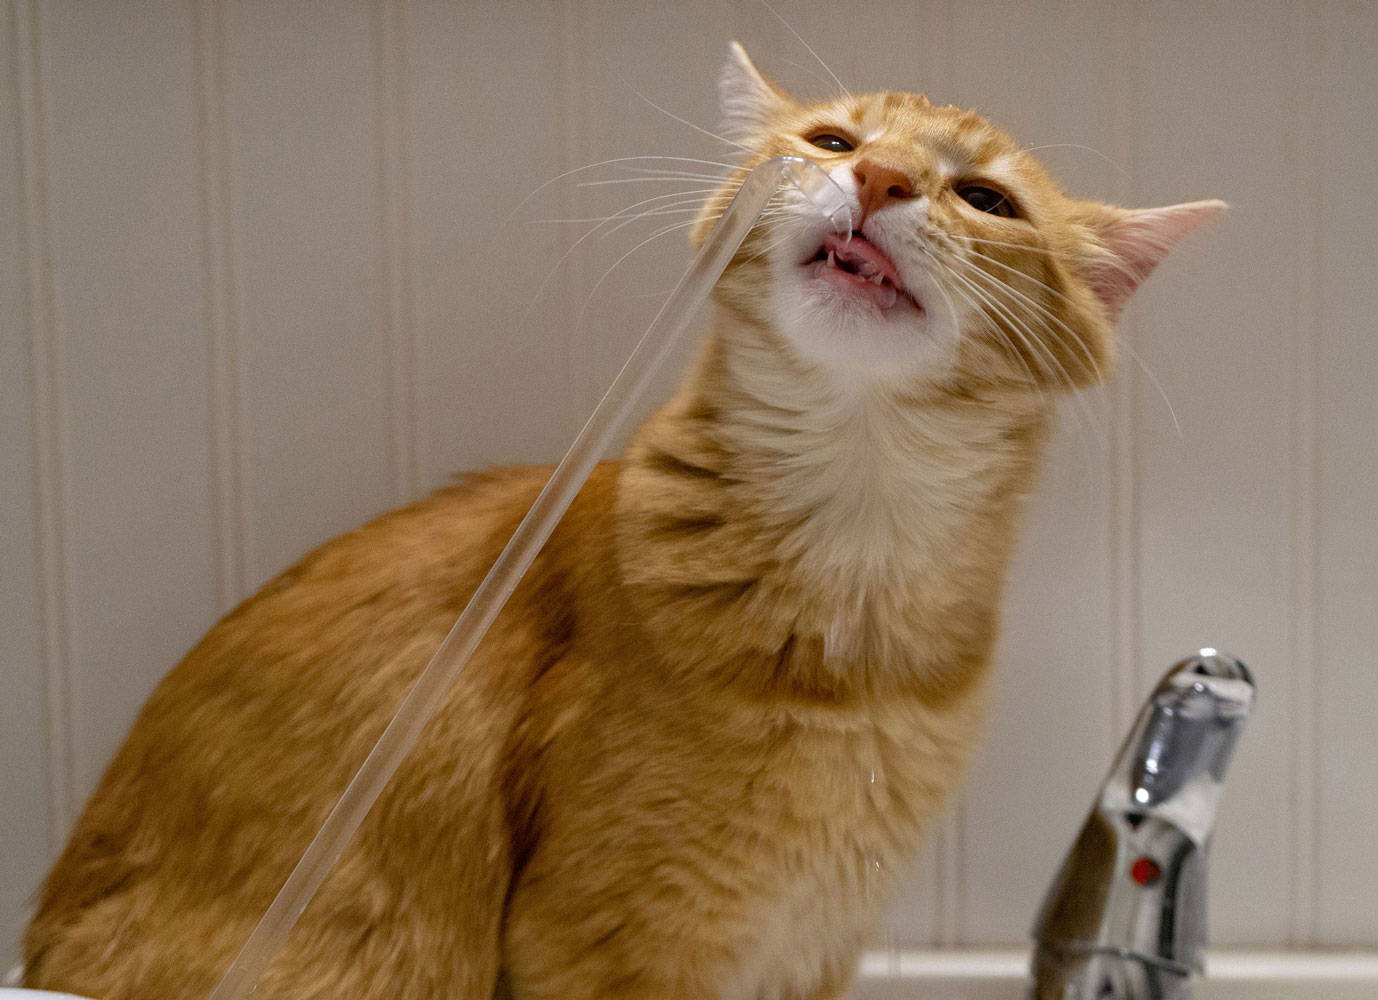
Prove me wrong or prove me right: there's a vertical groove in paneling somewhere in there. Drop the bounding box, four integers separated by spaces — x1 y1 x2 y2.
13 0 74 848
935 811 961 948
193 0 247 612
1285 3 1323 948
933 0 960 949
556 0 584 425
1106 0 1141 737
373 0 418 504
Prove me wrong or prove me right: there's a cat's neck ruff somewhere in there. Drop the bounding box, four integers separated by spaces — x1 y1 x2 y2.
712 312 1043 600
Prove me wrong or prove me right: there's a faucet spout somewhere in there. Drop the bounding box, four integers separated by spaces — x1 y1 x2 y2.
1027 650 1255 999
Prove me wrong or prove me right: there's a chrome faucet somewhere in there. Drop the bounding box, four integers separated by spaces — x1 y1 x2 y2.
1028 650 1255 999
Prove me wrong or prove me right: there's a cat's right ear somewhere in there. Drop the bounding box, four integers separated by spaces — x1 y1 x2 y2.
720 42 793 141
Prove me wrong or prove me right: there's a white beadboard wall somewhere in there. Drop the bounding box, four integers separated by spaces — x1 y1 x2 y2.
4 0 1377 977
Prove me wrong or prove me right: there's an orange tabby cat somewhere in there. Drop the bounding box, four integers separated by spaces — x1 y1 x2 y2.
25 44 1221 1000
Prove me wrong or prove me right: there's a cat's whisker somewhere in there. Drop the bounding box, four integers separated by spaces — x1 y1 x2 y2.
949 249 1103 387
947 242 1179 439
570 218 703 337
937 257 1063 386
529 206 708 226
615 70 759 157
947 259 1101 440
945 243 1104 387
613 162 740 177
615 156 742 170
1111 338 1185 439
520 186 721 330
935 251 1099 440
922 251 1052 410
949 235 1144 310
915 253 1033 393
947 234 1074 260
943 255 1085 390
580 173 734 188
758 0 852 100
508 155 747 220
739 228 798 266
946 259 1106 448
601 199 724 239
530 188 723 226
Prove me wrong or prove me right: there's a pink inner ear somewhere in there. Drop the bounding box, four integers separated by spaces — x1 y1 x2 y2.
1094 200 1225 314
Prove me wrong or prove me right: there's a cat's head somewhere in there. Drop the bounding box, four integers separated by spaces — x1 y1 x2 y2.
694 43 1223 393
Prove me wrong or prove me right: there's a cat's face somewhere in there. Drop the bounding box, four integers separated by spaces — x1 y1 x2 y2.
696 44 1222 393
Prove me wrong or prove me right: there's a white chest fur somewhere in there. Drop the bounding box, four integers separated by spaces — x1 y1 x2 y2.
720 338 1031 660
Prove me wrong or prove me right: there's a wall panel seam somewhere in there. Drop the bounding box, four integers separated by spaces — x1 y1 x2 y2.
1106 0 1141 736
13 0 75 848
1285 1 1324 947
214 0 260 591
374 0 418 502
557 0 582 429
193 0 248 612
935 0 961 951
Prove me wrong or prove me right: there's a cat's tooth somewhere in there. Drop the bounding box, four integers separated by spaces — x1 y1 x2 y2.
827 250 837 267
869 272 884 285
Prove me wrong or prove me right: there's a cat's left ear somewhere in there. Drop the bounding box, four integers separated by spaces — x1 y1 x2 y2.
1077 199 1227 315
720 42 793 141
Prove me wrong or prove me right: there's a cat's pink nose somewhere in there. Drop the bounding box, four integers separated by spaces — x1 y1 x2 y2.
852 159 914 223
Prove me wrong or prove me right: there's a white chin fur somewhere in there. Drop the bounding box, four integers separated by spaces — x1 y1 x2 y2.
765 203 964 384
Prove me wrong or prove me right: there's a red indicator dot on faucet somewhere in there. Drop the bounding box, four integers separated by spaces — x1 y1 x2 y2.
1131 857 1162 886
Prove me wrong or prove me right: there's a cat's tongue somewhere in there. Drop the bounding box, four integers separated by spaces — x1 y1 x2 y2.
808 233 907 310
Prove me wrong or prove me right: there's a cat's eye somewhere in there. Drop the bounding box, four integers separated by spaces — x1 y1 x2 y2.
808 133 854 153
956 185 1017 218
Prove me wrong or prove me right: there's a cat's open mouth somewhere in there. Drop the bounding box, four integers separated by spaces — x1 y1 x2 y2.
804 232 918 312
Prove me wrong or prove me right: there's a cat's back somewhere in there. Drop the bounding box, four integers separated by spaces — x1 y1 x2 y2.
23 462 586 999
101 462 557 790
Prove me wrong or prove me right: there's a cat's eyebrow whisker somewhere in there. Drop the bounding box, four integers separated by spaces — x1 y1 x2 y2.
779 57 844 98
1022 142 1132 183
759 0 852 100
